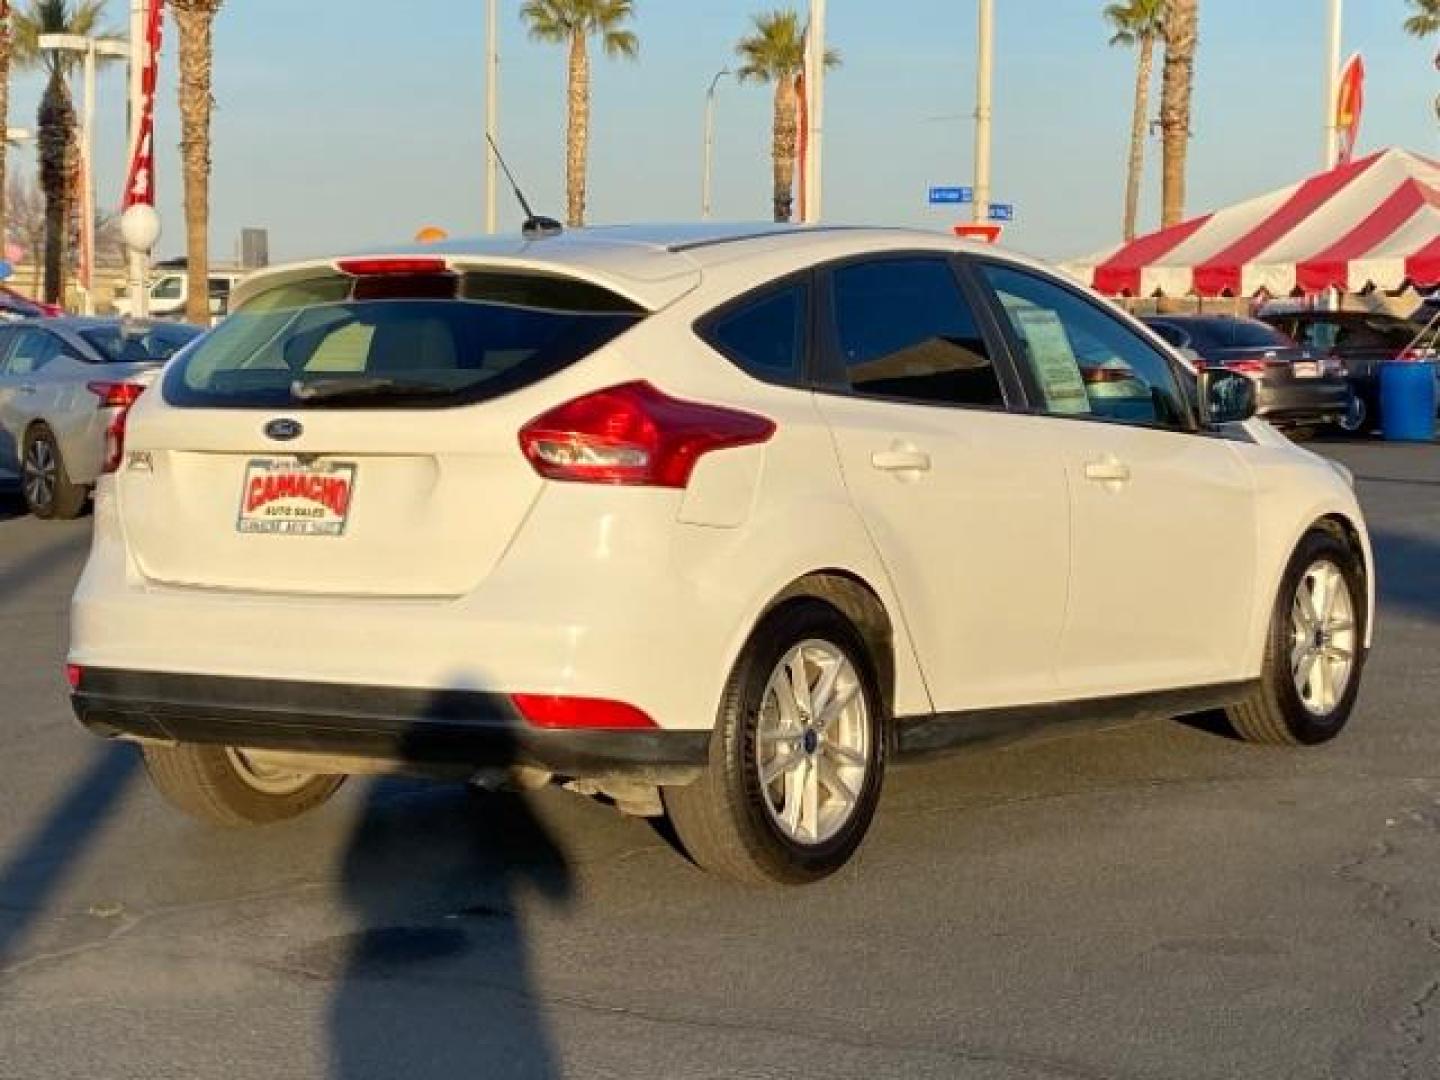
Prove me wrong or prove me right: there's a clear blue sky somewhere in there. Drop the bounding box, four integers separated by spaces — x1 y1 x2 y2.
8 0 1439 265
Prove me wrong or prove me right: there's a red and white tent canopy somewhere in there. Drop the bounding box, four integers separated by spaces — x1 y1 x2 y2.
1063 148 1440 297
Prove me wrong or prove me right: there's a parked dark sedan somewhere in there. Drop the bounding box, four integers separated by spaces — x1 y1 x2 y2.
1260 309 1437 432
1143 315 1354 432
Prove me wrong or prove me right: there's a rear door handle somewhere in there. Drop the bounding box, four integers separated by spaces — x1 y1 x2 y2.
18 383 36 394
871 447 932 474
1084 456 1132 484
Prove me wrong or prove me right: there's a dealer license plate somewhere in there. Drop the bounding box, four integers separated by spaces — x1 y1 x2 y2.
237 459 357 537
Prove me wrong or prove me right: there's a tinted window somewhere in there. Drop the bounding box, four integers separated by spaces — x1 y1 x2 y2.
0 328 17 371
830 258 1003 408
1146 321 1186 347
151 276 183 300
165 270 645 409
1228 319 1295 349
981 263 1190 429
703 282 808 382
5 329 61 376
81 323 203 364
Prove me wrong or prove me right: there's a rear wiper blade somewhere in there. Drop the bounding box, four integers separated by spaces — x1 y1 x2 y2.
290 377 453 403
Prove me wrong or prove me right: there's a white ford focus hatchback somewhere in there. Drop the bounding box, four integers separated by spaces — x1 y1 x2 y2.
68 225 1374 884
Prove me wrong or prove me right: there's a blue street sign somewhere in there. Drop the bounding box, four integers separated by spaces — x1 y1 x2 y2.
988 203 1015 222
928 186 974 205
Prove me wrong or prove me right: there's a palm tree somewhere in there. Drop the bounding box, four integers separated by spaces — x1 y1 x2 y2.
1104 0 1166 243
1159 0 1197 228
520 0 638 228
13 0 109 306
1404 0 1440 38
736 9 839 223
171 0 224 325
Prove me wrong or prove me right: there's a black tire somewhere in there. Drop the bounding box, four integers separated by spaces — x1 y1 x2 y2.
1227 526 1367 746
663 599 887 886
22 425 88 520
142 743 345 827
1336 396 1367 436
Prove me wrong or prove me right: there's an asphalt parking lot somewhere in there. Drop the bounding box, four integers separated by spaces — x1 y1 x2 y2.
1 439 1438 1079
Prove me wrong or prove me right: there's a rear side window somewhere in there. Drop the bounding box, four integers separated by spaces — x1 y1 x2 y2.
164 270 646 408
81 324 203 364
1146 321 1187 347
829 257 1004 409
701 281 808 383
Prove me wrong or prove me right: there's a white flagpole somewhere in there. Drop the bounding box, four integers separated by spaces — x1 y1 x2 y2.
803 0 826 223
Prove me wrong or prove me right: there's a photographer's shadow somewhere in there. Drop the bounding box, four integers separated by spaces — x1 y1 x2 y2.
327 765 573 1079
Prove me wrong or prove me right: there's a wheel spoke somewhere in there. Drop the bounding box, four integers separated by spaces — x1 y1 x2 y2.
786 651 812 719
817 752 857 805
1292 593 1316 635
817 683 858 732
809 654 841 717
800 760 820 842
826 743 866 768
1318 566 1339 625
761 747 800 787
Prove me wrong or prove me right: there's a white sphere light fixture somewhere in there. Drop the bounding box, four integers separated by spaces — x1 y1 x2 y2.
120 204 162 254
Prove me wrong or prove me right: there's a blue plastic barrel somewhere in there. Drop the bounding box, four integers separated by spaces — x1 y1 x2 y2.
1379 361 1438 442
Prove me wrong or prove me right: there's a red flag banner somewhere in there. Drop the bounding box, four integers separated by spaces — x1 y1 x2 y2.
1334 53 1365 168
123 0 165 209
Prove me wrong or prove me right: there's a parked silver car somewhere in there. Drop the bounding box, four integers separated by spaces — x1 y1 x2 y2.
0 318 203 518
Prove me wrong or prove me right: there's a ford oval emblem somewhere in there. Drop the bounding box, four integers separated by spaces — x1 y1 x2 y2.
264 419 304 442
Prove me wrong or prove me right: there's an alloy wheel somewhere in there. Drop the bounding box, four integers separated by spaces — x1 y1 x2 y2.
1289 559 1358 716
22 436 57 512
755 639 871 846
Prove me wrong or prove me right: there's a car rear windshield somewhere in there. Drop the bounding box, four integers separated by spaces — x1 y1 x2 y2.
1226 320 1295 349
162 269 647 409
81 324 203 364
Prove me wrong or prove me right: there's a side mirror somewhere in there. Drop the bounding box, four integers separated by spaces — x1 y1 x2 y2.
1198 367 1257 426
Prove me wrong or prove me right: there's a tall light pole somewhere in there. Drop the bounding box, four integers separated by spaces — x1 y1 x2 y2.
1323 0 1343 169
972 0 994 225
39 32 128 316
702 68 729 220
485 0 500 233
801 0 826 224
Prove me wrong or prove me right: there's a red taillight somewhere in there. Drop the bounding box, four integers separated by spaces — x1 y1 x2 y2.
87 382 147 475
335 257 448 277
510 694 657 730
86 381 146 409
1227 360 1269 376
66 664 82 691
518 381 776 488
1398 348 1436 362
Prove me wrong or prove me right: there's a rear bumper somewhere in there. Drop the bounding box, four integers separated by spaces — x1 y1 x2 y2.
72 668 710 782
1256 380 1352 425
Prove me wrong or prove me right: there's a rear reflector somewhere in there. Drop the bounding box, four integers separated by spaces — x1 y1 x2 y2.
1227 360 1269 376
336 257 448 277
66 664 82 691
510 694 657 731
519 381 775 488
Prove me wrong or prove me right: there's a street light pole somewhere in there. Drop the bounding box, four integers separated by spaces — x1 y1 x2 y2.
1323 0 1342 169
485 0 499 234
129 0 148 315
702 68 728 220
973 0 994 225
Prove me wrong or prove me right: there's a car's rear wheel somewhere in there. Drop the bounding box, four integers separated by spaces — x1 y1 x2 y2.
663 599 886 885
1337 395 1368 435
142 742 345 827
1227 527 1366 746
22 425 87 520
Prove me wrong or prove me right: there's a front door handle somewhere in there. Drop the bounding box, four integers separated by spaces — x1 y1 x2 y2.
871 447 932 474
1084 456 1132 485
18 383 36 395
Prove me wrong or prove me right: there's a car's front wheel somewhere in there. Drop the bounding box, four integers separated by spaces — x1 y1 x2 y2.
142 743 345 827
1227 526 1366 745
22 425 88 520
664 599 887 885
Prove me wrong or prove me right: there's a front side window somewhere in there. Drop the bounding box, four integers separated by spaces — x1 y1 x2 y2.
829 257 1004 408
164 269 646 409
701 281 809 383
980 263 1190 429
151 276 184 301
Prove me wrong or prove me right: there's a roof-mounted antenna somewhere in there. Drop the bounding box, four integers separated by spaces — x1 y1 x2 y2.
486 135 564 240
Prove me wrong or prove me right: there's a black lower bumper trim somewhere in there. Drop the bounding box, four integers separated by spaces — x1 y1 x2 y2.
72 668 710 781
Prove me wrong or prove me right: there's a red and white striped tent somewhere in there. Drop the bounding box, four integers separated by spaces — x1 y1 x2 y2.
1063 148 1440 298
